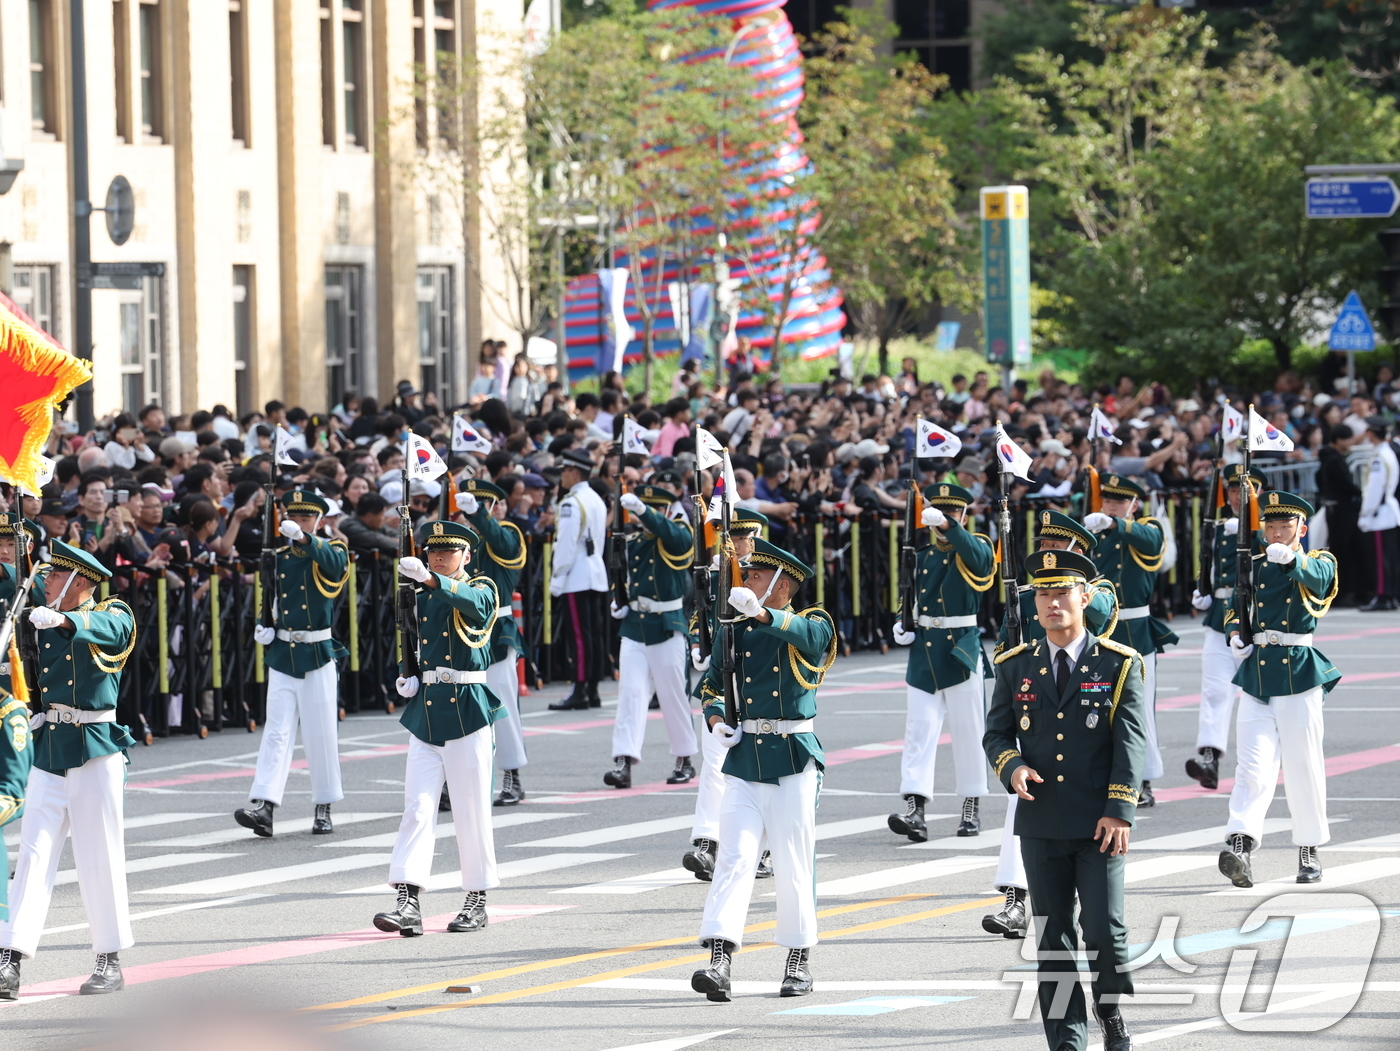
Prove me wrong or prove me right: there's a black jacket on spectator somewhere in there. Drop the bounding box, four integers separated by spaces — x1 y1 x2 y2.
1317 443 1363 602
341 513 397 557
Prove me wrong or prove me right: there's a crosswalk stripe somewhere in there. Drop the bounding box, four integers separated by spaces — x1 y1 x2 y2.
1132 817 1299 852
326 812 585 849
140 854 394 895
511 816 695 849
141 812 400 848
817 815 949 841
1332 831 1400 851
6 811 218 848
900 826 1002 851
43 894 269 935
1209 856 1400 897
816 856 995 897
1123 855 1219 884
56 853 243 888
338 852 636 894
553 867 697 895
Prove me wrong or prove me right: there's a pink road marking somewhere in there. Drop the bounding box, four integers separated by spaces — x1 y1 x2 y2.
1152 742 1400 803
1156 669 1400 714
818 680 907 697
8 905 572 1003
128 743 410 790
1158 693 1202 710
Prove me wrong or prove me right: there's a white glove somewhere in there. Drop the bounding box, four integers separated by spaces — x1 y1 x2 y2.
454 491 479 515
253 624 276 646
1229 635 1254 659
892 619 916 646
1084 512 1114 534
712 720 743 749
1266 543 1295 565
398 556 432 583
728 586 764 618
620 492 646 515
1222 518 1240 536
1190 590 1213 611
549 579 565 598
921 506 947 529
279 519 304 541
610 601 630 620
691 645 711 672
395 675 420 698
27 606 66 630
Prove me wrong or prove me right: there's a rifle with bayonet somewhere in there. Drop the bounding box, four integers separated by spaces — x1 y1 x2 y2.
996 463 1023 649
715 457 742 729
1233 406 1259 644
258 473 277 637
396 440 421 683
1197 427 1225 599
898 452 923 632
691 455 713 661
608 446 631 609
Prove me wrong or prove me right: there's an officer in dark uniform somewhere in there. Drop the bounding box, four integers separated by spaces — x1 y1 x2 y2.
984 549 1147 1051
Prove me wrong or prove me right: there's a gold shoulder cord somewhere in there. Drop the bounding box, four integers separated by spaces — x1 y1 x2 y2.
310 542 350 598
658 537 695 572
1127 519 1167 573
89 599 138 673
452 576 499 648
787 607 838 690
485 521 528 572
1108 651 1135 725
1299 550 1339 617
1094 579 1121 639
956 554 996 593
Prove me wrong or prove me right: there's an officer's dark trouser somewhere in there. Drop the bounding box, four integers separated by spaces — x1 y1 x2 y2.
1020 837 1133 1051
558 588 610 685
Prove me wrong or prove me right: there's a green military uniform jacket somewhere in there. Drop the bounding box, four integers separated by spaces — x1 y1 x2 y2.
399 570 504 745
700 604 835 784
1229 546 1341 701
1090 516 1178 654
903 520 994 692
465 508 528 664
620 506 694 646
996 578 1118 653
984 632 1147 839
32 597 137 775
0 693 31 919
266 535 350 678
1202 520 1243 635
0 562 46 695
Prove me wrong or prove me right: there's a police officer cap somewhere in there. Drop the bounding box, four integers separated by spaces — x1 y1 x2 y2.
633 484 674 509
921 482 974 508
732 508 769 536
1260 490 1314 519
1035 509 1097 551
0 513 42 543
1099 474 1148 500
1025 548 1096 589
459 477 507 502
558 448 594 473
280 489 330 516
742 537 814 584
423 520 476 550
49 539 112 583
1223 464 1266 488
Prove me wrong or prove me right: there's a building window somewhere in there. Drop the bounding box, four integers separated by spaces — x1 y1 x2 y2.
233 266 254 417
325 266 362 410
893 0 971 93
29 0 57 137
114 0 132 141
319 4 334 146
342 0 365 146
139 0 165 139
229 0 250 145
412 0 458 149
784 0 842 43
119 276 164 411
10 265 55 336
417 267 454 410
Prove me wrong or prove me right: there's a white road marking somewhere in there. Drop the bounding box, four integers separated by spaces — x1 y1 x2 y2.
6 811 218 847
1209 857 1400 897
57 852 243 887
142 853 394 895
338 852 636 894
510 815 695 848
554 867 697 895
594 1030 739 1051
818 814 950 841
815 856 996 897
1123 855 1219 883
900 826 1003 851
1132 817 1299 852
43 893 269 935
141 811 400 848
324 811 585 848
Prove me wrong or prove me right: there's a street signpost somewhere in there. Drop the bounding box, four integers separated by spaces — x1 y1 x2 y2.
980 185 1032 391
1305 177 1400 219
1329 289 1377 396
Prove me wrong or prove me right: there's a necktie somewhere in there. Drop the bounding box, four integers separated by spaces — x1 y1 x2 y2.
1056 649 1071 697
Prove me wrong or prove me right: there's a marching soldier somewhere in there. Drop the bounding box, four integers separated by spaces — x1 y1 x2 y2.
235 489 349 837
373 521 503 937
691 539 836 1003
455 479 530 806
983 549 1147 1051
889 482 995 843
1219 492 1340 888
605 483 697 789
548 448 610 711
0 542 137 998
1085 474 1176 806
1187 465 1265 790
986 510 1117 940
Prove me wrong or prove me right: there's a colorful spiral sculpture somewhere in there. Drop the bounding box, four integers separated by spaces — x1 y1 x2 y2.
563 0 845 379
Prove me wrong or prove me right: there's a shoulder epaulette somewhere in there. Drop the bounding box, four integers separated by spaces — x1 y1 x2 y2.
1098 637 1137 659
993 642 1028 665
92 598 133 616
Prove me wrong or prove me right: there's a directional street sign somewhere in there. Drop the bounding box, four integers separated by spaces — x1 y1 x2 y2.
1307 177 1400 219
1329 290 1377 352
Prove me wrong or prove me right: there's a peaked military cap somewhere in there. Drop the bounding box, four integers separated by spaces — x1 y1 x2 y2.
0 513 42 543
731 508 769 536
424 520 477 549
459 477 507 502
1099 473 1148 500
558 447 595 473
1223 464 1267 489
633 484 674 509
1260 490 1314 519
1025 548 1097 589
922 481 974 508
743 537 814 584
1035 508 1097 551
280 489 329 516
49 539 111 583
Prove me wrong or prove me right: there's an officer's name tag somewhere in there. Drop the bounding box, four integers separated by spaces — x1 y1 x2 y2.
1015 693 1038 705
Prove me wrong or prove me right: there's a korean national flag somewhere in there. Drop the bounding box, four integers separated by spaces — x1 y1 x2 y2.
452 415 492 454
274 425 299 466
406 434 449 480
1222 405 1245 445
916 418 961 459
622 416 651 457
993 424 1034 481
695 427 724 470
706 452 739 522
1248 407 1294 453
1089 406 1122 445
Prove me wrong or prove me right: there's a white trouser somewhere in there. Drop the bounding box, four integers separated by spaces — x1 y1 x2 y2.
1197 629 1243 755
250 663 343 807
900 675 989 799
612 634 697 762
1227 689 1329 848
0 753 132 958
1140 651 1163 781
994 794 1026 891
488 654 527 771
699 763 819 950
692 717 728 842
389 731 500 891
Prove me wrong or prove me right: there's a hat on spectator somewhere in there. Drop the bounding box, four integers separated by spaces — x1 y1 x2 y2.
1366 415 1389 435
834 442 858 464
521 472 549 490
742 537 814 584
322 499 344 519
731 508 768 536
1025 548 1096 589
280 489 329 516
1312 392 1334 408
851 438 890 458
952 456 985 476
159 437 194 459
652 468 684 489
1099 473 1148 500
1039 438 1071 457
922 482 974 509
1179 399 1201 412
397 380 420 398
49 539 111 583
1035 509 1097 551
39 496 67 518
423 520 473 550
460 477 507 503
558 447 594 473
1260 490 1313 520
1223 464 1266 489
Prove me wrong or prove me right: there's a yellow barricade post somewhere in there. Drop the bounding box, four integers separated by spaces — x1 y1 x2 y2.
348 561 360 673
851 516 861 617
157 576 169 693
210 573 222 690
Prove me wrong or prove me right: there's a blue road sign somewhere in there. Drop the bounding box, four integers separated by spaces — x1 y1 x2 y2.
1330 291 1377 352
1307 177 1400 219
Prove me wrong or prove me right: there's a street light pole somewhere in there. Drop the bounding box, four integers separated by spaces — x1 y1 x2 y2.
70 0 95 433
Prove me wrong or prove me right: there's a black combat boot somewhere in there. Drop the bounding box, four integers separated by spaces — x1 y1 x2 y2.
79 952 124 995
440 785 452 812
779 947 813 997
312 803 333 834
1297 845 1322 884
888 794 928 843
667 756 696 784
691 939 734 1002
586 680 602 708
494 769 525 806
957 796 981 836
548 682 589 711
1138 781 1156 807
1096 1005 1132 1051
683 838 716 881
0 949 20 1001
603 756 633 789
233 799 275 838
1219 832 1254 888
755 849 773 879
1185 747 1221 790
373 883 424 937
447 890 488 932
982 886 1028 938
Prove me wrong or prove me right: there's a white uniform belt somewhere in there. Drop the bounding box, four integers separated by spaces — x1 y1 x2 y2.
497 606 513 617
632 596 684 613
276 627 333 644
44 704 117 725
1252 631 1313 647
916 614 978 630
422 668 490 685
1213 587 1232 600
1119 605 1150 620
740 718 814 736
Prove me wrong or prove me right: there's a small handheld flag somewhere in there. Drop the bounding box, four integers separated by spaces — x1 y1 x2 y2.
916 418 961 459
1222 405 1245 445
622 417 650 457
452 415 492 454
1088 406 1122 445
695 427 724 470
274 425 298 466
406 434 448 480
993 424 1034 481
1247 407 1293 453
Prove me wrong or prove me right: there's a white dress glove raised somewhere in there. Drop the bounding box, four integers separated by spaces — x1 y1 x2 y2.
921 506 947 530
279 519 304 542
610 601 630 620
691 645 711 672
892 620 916 645
712 720 743 749
1229 635 1254 659
1084 512 1114 534
1222 518 1240 536
728 586 764 619
395 675 420 698
1266 543 1296 565
398 556 432 583
620 492 646 515
28 606 66 630
253 624 276 646
1190 589 1213 611
454 491 479 515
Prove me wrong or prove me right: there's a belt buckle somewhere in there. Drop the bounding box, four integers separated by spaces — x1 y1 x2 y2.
758 719 775 734
1267 631 1282 646
59 709 75 724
